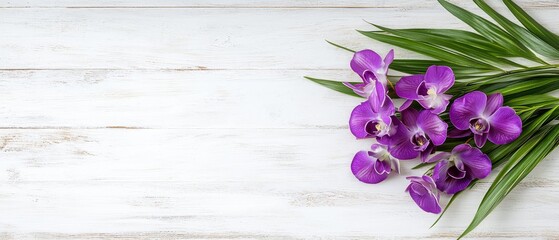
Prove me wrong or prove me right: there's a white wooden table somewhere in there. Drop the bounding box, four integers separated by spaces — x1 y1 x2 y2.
1 1 558 239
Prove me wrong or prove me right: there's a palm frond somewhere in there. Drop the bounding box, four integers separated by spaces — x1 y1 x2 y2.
304 76 361 98
503 0 559 50
474 0 559 59
305 1 559 237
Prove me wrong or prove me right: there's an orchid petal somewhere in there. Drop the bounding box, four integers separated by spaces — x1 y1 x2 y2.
410 182 428 195
450 91 487 130
448 128 472 138
368 80 387 112
351 151 389 184
351 49 383 77
432 144 492 194
376 117 399 144
474 134 488 148
342 82 364 91
369 143 384 153
362 71 376 85
395 74 424 100
439 176 473 194
433 160 472 194
416 99 431 110
424 65 455 93
389 137 418 160
428 99 451 114
417 111 448 146
484 93 504 116
433 161 472 194
427 152 451 163
383 49 395 69
488 106 522 145
386 119 418 160
420 144 435 162
401 108 419 129
343 82 368 98
379 97 395 126
448 166 467 179
456 144 492 179
399 99 413 112
414 136 431 153
406 176 441 214
451 143 471 153
433 160 450 183
349 102 374 139
374 159 391 175
418 93 452 114
422 175 437 188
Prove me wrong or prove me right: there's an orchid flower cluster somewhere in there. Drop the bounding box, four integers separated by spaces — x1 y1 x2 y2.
346 49 522 214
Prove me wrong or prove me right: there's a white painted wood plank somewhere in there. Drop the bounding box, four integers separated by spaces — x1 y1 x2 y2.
2 69 555 129
0 0 556 8
1 7 557 70
0 128 557 238
0 1 558 239
0 69 360 128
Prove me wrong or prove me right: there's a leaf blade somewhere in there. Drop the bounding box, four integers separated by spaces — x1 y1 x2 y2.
460 124 559 239
304 76 362 98
503 0 559 50
358 31 501 70
437 0 545 64
373 24 526 68
473 0 559 59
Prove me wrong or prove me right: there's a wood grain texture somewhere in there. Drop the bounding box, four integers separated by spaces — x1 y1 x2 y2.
0 129 558 239
0 70 357 129
0 0 556 8
1 5 558 70
0 0 558 239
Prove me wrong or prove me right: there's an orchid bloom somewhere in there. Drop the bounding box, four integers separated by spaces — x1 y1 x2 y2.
450 91 522 148
379 109 447 161
406 175 441 214
344 49 394 99
396 65 454 114
430 144 492 194
351 144 400 184
349 95 395 139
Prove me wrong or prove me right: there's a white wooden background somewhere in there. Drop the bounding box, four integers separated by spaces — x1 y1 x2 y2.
0 0 558 239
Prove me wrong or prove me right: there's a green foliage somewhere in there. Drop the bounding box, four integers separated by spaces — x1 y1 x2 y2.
304 76 361 98
305 0 559 238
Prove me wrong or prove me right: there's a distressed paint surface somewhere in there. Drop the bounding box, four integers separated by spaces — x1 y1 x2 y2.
0 1 558 239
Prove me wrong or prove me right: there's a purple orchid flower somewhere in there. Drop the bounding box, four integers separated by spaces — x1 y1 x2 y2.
430 144 492 194
449 91 522 148
378 109 447 161
344 49 394 99
406 175 441 214
396 65 454 114
351 144 400 184
349 95 396 139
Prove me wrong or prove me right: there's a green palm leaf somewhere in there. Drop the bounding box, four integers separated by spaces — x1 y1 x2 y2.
473 0 559 59
460 124 559 239
304 76 361 98
506 94 559 106
372 24 526 68
437 0 545 64
400 28 512 56
489 107 559 192
358 31 501 70
305 1 559 237
503 0 559 50
326 40 355 53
